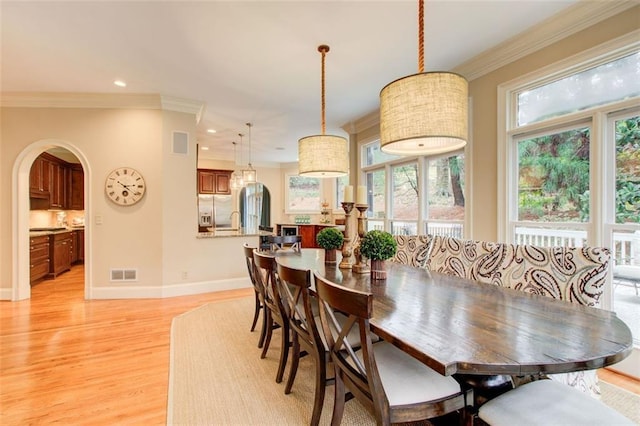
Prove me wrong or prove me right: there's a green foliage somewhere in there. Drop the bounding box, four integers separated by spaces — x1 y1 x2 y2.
315 227 344 250
616 181 640 223
359 230 397 261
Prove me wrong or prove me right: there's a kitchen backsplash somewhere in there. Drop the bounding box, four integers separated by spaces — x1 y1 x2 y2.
30 210 85 229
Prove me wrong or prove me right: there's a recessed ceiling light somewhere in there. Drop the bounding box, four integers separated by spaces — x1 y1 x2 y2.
201 146 210 151
114 80 127 87
207 129 217 134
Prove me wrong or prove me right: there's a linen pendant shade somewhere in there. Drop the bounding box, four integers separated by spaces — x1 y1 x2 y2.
298 44 348 178
380 0 468 156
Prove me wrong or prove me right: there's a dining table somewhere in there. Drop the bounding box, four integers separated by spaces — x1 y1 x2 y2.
275 248 633 377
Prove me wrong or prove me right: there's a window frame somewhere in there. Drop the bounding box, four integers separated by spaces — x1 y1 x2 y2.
284 173 324 215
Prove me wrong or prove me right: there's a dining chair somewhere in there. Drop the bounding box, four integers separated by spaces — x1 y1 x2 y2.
313 271 472 426
253 250 290 383
389 234 433 267
243 243 266 348
268 235 302 252
477 378 635 425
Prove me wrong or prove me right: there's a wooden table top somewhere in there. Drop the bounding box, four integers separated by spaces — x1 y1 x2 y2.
275 249 633 376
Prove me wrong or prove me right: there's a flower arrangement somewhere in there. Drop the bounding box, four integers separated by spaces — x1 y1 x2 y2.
359 230 397 261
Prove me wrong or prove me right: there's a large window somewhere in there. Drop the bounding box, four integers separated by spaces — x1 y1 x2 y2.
361 140 465 236
499 40 639 353
285 175 322 213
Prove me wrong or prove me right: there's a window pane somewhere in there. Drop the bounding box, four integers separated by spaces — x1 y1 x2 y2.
518 52 640 126
615 115 640 224
517 127 590 222
335 175 349 209
365 169 385 220
392 163 418 220
287 175 320 212
391 221 417 235
362 140 400 167
612 229 640 347
427 155 465 221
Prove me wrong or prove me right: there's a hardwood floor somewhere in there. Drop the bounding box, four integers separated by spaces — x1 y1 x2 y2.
1 265 638 425
0 265 252 425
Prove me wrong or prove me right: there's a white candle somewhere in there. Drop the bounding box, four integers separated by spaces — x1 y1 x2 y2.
356 185 367 205
343 185 353 203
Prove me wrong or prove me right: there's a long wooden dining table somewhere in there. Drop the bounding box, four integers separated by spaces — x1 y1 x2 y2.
275 248 633 377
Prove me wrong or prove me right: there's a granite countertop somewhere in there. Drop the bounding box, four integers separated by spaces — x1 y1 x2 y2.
29 226 84 236
196 229 264 239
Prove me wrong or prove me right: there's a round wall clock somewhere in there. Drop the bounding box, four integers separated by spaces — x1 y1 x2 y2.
105 167 146 206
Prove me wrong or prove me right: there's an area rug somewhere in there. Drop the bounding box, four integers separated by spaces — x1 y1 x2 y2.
167 297 639 425
167 297 375 425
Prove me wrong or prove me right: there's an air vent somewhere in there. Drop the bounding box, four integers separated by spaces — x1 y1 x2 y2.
110 269 138 282
173 131 189 155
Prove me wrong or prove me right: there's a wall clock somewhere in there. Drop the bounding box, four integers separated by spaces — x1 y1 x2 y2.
105 167 146 206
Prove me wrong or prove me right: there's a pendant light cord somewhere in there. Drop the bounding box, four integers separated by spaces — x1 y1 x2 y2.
418 0 424 73
318 44 329 135
246 122 252 167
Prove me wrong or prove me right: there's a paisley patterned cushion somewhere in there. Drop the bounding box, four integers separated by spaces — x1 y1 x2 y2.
425 237 611 399
390 235 433 268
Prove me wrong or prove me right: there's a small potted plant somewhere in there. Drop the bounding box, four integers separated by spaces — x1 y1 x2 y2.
316 227 344 264
359 230 397 280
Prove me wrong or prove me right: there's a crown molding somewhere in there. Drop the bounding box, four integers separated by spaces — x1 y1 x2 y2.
160 95 206 123
454 0 638 80
341 110 379 135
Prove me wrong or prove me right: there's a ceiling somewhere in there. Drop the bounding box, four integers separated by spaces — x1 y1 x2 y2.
1 0 582 164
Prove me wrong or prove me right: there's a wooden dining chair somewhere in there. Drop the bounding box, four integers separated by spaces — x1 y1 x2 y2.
268 235 302 252
243 243 266 348
276 263 328 426
313 271 473 426
253 250 290 383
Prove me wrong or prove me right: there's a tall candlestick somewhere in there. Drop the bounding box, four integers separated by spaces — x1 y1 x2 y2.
343 185 353 203
356 185 367 205
339 202 354 269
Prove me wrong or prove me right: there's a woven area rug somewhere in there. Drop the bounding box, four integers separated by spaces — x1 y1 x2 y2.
167 297 639 425
167 297 376 425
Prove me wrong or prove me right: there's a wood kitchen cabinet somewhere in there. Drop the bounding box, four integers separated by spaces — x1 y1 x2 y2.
198 169 232 194
49 161 67 209
50 232 72 278
29 156 51 199
30 235 51 283
68 165 84 210
76 229 85 262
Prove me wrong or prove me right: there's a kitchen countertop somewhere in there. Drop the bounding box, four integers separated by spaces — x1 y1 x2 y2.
29 226 84 236
196 229 265 239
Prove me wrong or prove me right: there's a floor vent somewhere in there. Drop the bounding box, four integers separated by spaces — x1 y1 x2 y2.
110 269 138 282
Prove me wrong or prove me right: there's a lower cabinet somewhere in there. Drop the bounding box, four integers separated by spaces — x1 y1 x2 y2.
51 232 72 278
30 235 51 283
298 224 337 248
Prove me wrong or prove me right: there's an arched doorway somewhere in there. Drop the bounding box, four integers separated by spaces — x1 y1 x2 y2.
13 140 91 300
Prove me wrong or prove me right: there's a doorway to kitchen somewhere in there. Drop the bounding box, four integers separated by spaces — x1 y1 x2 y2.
13 140 91 301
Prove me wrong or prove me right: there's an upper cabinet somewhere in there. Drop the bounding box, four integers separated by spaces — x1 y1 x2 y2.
198 169 232 194
29 153 84 210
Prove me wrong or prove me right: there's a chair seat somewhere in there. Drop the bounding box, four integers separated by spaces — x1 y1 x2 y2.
358 341 462 406
478 379 635 426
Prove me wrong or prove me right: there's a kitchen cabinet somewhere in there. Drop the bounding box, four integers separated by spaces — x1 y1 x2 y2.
277 224 338 248
49 161 67 209
30 235 51 283
50 232 72 278
29 156 51 199
76 229 85 262
68 165 84 210
198 169 232 194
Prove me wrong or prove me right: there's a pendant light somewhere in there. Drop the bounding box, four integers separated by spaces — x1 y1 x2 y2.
298 44 348 178
379 0 468 156
231 141 243 190
234 134 246 188
242 122 257 184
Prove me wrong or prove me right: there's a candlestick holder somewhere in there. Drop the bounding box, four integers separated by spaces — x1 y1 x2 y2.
352 204 370 273
339 202 355 269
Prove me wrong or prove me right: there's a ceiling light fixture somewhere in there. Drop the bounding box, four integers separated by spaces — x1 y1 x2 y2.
207 129 217 134
242 122 257 184
298 45 348 178
231 140 244 190
113 80 127 88
379 0 468 156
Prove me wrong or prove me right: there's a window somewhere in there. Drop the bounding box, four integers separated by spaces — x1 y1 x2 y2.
499 38 639 352
285 175 322 213
361 140 465 236
334 174 349 209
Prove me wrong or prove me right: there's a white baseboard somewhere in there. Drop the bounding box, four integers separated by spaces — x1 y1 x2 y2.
90 277 251 299
0 288 13 300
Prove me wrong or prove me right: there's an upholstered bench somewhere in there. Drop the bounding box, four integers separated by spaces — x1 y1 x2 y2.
390 235 433 267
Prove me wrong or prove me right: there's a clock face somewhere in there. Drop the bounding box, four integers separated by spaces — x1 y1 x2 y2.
105 167 146 206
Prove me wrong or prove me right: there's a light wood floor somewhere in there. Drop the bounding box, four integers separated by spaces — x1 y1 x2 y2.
1 265 638 425
0 265 252 425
